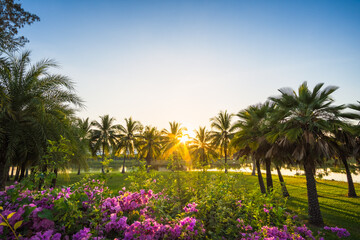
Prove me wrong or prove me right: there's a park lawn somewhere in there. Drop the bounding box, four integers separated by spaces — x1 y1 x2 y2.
57 172 360 239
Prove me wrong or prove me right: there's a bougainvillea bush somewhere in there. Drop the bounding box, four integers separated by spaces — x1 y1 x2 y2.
0 169 350 240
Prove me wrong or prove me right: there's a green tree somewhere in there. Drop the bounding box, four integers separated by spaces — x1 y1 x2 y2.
91 115 119 174
189 126 217 170
269 82 344 226
161 121 187 160
210 110 236 173
232 103 274 193
117 117 142 173
137 126 163 172
72 118 91 175
0 51 83 190
0 0 40 51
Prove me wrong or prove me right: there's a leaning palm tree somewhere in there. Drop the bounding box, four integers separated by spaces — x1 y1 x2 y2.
91 115 119 173
269 82 344 226
189 127 218 170
0 51 83 190
137 126 163 172
117 117 142 173
210 110 236 173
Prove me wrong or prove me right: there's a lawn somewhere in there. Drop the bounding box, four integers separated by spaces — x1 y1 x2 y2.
56 171 360 239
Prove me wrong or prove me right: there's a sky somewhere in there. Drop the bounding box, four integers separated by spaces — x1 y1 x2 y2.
20 0 360 131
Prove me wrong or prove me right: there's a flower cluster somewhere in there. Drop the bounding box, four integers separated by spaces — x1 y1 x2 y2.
0 177 351 240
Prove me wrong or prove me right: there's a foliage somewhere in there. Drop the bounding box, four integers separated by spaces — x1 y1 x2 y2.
0 0 40 51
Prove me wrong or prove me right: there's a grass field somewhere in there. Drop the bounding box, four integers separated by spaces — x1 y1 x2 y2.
57 171 360 239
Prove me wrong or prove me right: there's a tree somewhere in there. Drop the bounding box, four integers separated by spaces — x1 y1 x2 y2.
73 118 91 175
91 115 119 174
210 110 236 173
189 127 217 170
117 117 142 173
269 82 344 226
137 126 162 172
0 0 40 51
161 121 187 159
232 103 274 193
0 51 83 190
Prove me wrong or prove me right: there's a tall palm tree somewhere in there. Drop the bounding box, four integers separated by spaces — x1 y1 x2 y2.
232 103 274 193
137 126 163 172
161 121 187 160
0 51 83 190
73 118 91 175
117 117 142 173
189 127 218 169
91 115 119 174
269 82 344 226
210 110 236 173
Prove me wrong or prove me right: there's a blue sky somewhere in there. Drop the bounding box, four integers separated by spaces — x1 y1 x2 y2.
20 0 360 131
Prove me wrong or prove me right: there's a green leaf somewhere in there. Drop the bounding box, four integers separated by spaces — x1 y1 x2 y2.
0 206 3 210
14 220 23 230
7 212 15 220
37 208 54 220
0 222 7 226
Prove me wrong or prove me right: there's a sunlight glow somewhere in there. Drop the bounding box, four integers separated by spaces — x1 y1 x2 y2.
180 134 190 143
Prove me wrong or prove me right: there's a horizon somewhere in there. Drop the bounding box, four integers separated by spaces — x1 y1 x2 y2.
19 0 360 131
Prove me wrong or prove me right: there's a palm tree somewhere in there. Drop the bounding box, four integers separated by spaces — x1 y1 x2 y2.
269 82 344 226
73 118 91 175
91 115 119 174
0 51 83 190
161 121 187 159
189 127 218 170
232 103 274 193
210 110 236 173
137 126 163 172
117 117 142 173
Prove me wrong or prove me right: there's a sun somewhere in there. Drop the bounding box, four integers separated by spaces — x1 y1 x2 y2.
180 134 190 143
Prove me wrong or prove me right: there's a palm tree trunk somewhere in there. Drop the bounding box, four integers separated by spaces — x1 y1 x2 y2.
101 147 105 174
276 165 290 197
25 168 29 177
304 161 324 226
10 166 15 178
224 146 228 173
122 154 126 173
256 158 266 194
265 158 273 192
0 158 9 191
51 168 58 188
19 161 27 181
77 164 81 175
251 157 256 176
14 165 20 181
340 155 357 197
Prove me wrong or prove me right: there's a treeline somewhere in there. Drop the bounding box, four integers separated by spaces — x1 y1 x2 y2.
1 52 360 227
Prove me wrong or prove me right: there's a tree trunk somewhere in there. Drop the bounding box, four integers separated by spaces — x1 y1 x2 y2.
340 155 357 197
19 161 27 182
0 158 9 191
77 164 81 175
51 168 58 188
14 165 20 181
101 147 105 174
251 157 256 176
25 168 29 177
276 165 290 197
122 154 126 173
256 158 266 194
224 145 228 173
10 166 14 178
265 158 273 192
304 162 324 226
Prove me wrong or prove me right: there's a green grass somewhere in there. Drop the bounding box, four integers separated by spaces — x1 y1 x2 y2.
57 172 360 239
